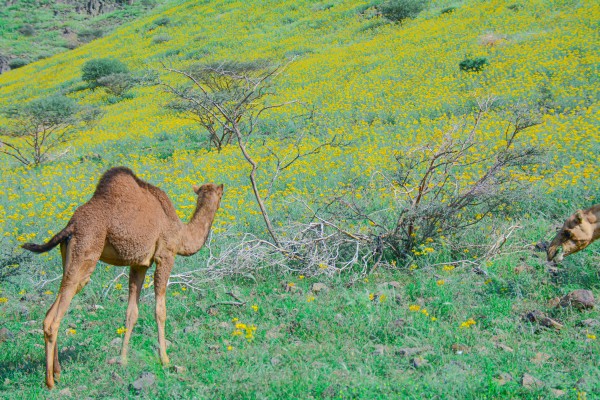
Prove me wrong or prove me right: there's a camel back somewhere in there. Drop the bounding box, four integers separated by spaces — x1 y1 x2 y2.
94 166 180 221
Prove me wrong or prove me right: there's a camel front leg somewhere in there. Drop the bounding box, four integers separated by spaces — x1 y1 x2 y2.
120 266 148 365
154 254 174 366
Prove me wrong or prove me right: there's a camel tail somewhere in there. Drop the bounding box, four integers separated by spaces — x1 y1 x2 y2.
22 226 74 253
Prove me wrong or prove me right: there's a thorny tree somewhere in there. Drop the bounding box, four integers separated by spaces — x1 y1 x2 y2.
162 60 340 251
0 95 82 166
309 98 545 262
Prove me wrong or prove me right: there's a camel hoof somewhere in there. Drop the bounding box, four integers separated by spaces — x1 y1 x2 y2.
54 372 61 382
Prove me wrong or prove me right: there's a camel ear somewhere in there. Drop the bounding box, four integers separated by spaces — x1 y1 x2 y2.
192 184 200 194
219 183 224 190
574 210 584 223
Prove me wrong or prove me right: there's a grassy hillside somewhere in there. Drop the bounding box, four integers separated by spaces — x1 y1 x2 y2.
0 0 599 398
0 0 180 69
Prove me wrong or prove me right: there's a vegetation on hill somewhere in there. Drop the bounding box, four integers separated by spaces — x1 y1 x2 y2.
0 0 180 72
0 0 599 397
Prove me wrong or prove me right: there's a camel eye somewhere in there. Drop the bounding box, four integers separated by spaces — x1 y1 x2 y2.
564 230 572 239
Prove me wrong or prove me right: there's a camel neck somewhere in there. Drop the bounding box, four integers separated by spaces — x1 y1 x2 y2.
178 197 219 256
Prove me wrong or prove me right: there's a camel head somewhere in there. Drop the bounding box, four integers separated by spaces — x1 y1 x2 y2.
192 183 224 204
547 210 594 262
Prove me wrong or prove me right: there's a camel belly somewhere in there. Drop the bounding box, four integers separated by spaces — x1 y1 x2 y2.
100 241 155 267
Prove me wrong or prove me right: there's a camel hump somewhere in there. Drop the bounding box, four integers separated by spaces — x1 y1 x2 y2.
93 166 180 221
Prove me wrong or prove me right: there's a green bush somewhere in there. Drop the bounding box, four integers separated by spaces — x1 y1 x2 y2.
18 24 35 37
152 34 172 44
96 73 134 96
378 0 429 23
153 16 171 27
81 58 129 89
459 57 488 72
8 58 29 69
78 29 104 43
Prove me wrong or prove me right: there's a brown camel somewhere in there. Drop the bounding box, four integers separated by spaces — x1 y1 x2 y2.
22 166 223 389
547 204 600 262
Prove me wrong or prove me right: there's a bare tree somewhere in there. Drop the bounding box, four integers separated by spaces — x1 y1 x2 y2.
305 98 544 263
161 60 340 251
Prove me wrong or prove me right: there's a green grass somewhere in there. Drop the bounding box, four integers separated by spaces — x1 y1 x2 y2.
1 238 599 398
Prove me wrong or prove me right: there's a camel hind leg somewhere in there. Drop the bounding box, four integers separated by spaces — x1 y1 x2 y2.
43 239 98 389
120 265 149 365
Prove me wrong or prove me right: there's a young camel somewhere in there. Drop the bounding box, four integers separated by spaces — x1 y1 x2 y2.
22 166 223 389
547 204 600 262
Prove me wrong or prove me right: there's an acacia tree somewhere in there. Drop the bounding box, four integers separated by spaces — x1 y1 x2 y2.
162 60 339 251
0 95 83 166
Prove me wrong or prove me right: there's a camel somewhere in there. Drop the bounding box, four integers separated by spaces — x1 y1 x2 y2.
547 204 600 262
22 166 223 389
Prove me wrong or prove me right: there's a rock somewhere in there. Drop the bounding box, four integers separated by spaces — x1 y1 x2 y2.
494 372 513 386
24 320 37 326
522 373 544 389
266 324 285 340
551 388 566 397
107 357 121 365
575 377 588 390
0 327 14 343
311 283 328 293
411 357 428 368
558 290 595 310
110 337 122 347
0 55 10 74
451 344 470 354
578 319 599 327
59 388 72 397
389 318 406 330
89 304 104 311
130 372 156 392
270 357 282 366
111 371 124 384
396 346 433 357
530 352 551 365
534 241 548 252
334 314 345 326
514 265 533 274
217 322 230 329
372 345 387 356
379 281 401 289
206 307 218 316
524 310 563 330
495 343 514 353
171 365 186 374
548 297 561 308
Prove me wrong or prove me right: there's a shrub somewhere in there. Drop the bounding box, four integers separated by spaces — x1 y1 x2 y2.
0 95 84 166
81 58 129 89
96 73 134 96
441 6 457 14
459 57 488 72
152 34 172 44
153 16 171 27
8 58 29 69
78 29 104 43
18 24 35 37
378 0 429 23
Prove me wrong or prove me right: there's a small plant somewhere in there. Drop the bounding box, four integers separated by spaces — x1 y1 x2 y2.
78 28 104 43
152 16 171 27
441 6 457 14
8 58 29 69
378 0 429 23
459 56 488 72
81 58 129 89
152 34 172 44
96 72 134 96
18 24 35 37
